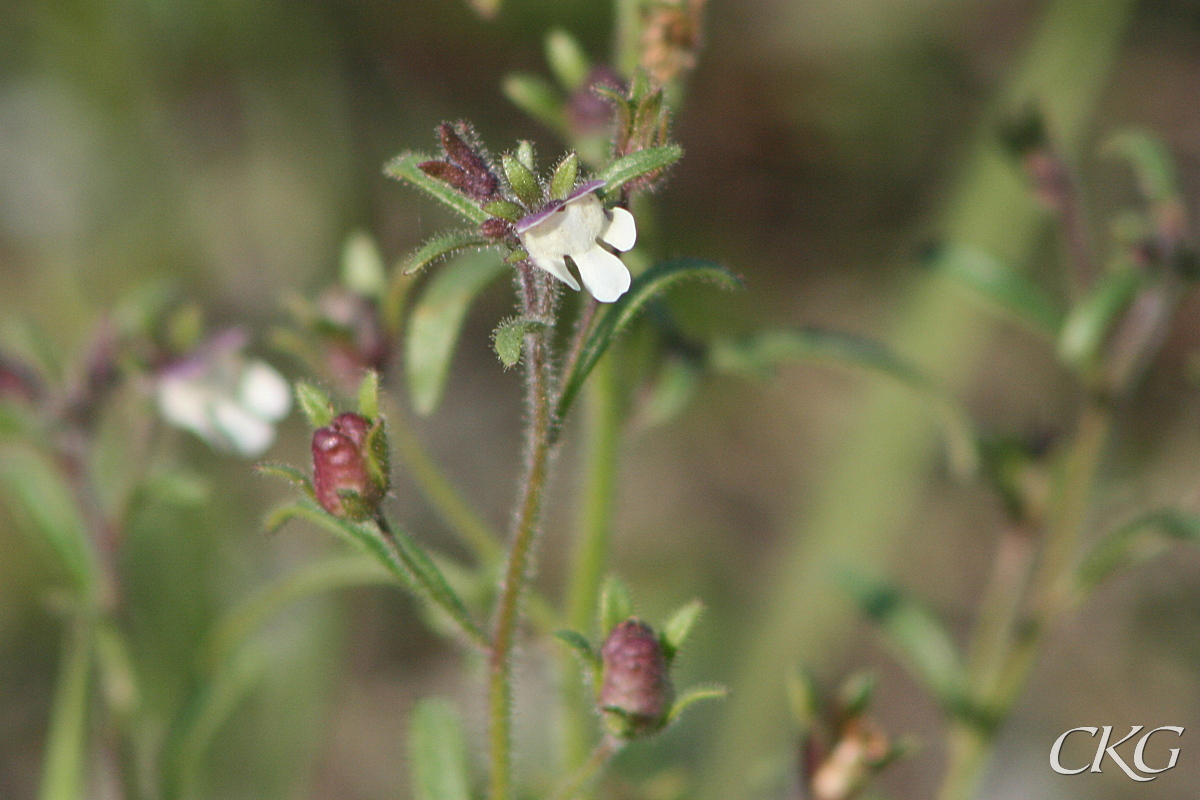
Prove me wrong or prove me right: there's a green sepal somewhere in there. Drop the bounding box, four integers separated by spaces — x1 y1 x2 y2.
357 370 380 420
516 140 536 172
409 698 472 800
554 258 741 436
483 200 524 222
384 152 489 224
596 144 682 201
295 382 335 429
502 153 542 207
554 630 601 674
403 230 494 276
785 668 822 734
254 462 315 500
365 416 390 495
598 576 633 637
505 249 529 264
660 599 703 663
665 684 729 728
549 152 579 200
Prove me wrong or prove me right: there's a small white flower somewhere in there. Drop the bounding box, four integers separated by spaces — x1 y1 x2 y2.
156 330 291 457
516 181 637 303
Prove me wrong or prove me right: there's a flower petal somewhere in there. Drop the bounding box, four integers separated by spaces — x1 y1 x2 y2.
211 398 276 457
574 246 631 303
239 361 292 422
601 206 636 252
530 252 581 291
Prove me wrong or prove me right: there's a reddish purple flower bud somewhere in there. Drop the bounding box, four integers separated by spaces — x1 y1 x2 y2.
434 122 500 201
598 619 674 738
312 412 388 519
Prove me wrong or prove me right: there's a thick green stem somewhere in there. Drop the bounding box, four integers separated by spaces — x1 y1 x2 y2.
39 619 93 800
561 355 622 767
489 267 557 800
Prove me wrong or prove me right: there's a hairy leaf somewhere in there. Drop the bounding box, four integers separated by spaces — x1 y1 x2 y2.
385 152 489 224
596 144 683 200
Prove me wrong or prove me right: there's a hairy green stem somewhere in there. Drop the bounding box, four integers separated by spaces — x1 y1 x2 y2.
489 265 558 800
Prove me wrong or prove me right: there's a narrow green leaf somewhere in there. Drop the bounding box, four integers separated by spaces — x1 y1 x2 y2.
545 28 590 92
502 153 542 207
0 446 94 591
255 462 313 497
483 200 524 222
1077 509 1200 593
384 152 489 224
203 555 392 673
502 73 567 135
666 684 729 727
491 316 547 369
406 251 507 415
267 500 487 648
925 243 1062 334
555 258 740 430
596 144 683 200
410 698 472 800
1057 263 1142 370
841 572 970 714
599 575 632 637
708 328 980 478
38 621 92 800
661 599 704 662
403 230 494 276
341 230 387 299
550 152 580 200
554 629 600 670
295 382 334 428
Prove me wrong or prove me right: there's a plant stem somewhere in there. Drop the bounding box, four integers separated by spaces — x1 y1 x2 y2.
39 618 93 800
561 355 622 767
936 402 1111 800
489 264 558 800
548 737 622 800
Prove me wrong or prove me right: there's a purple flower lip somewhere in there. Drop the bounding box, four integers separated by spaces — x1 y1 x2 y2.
515 180 605 234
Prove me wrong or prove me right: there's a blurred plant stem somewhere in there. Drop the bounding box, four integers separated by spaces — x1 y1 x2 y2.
699 1 1137 797
939 402 1111 800
561 354 623 768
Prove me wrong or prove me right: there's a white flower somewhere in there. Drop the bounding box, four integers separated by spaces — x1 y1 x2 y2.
156 330 292 457
516 181 637 303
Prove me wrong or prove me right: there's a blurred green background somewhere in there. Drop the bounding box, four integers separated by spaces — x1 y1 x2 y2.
3 1 1200 798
